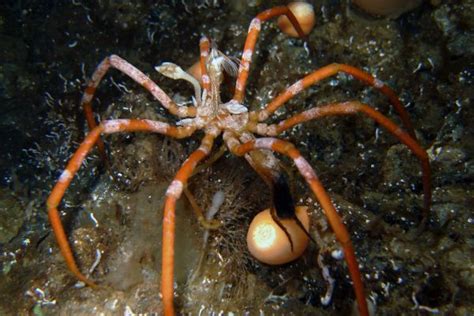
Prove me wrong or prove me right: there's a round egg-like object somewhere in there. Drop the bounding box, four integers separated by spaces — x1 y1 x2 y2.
247 206 310 265
277 2 315 38
352 0 422 17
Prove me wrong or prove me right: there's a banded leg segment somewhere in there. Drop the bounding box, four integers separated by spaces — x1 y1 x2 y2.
233 6 307 103
82 55 197 159
227 136 369 316
47 127 103 287
161 133 215 316
256 101 431 225
199 36 211 93
252 63 417 139
46 119 195 287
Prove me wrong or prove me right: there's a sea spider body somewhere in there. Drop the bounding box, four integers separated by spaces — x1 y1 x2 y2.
47 4 432 316
157 48 252 138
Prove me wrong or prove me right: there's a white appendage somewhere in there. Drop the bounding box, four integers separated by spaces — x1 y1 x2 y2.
318 252 335 306
207 191 225 220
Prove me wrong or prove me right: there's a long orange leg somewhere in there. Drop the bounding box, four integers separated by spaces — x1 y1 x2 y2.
225 134 369 316
81 55 198 160
161 133 216 316
251 100 431 226
199 36 211 94
233 5 308 103
46 119 195 287
250 63 417 139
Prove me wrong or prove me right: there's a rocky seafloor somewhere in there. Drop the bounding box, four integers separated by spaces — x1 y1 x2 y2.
0 0 472 315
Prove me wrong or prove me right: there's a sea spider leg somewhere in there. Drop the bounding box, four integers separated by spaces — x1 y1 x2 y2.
226 135 369 316
199 36 211 94
46 119 195 287
233 5 307 103
161 133 216 316
255 101 431 227
250 63 417 139
81 55 197 160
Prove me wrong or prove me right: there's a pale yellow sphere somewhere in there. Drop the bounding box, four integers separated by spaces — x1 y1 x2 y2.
247 206 310 265
277 2 315 38
352 0 422 17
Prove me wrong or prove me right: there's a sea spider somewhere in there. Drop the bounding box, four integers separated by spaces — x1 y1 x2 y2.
46 4 432 316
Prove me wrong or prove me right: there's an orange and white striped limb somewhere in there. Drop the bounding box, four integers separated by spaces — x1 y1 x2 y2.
226 135 369 316
250 100 431 226
161 133 215 316
233 6 308 103
250 63 417 139
46 119 195 288
199 36 211 93
81 55 198 160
